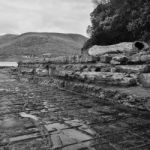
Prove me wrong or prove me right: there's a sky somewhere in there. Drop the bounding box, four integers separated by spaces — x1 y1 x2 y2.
0 0 94 36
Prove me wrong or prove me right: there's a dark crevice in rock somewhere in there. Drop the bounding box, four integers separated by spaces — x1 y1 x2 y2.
134 42 145 50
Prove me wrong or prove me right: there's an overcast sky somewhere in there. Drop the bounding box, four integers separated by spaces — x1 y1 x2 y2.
0 0 94 36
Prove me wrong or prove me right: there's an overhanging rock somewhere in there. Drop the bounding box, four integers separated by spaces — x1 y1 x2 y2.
78 72 137 86
88 41 149 57
88 42 133 56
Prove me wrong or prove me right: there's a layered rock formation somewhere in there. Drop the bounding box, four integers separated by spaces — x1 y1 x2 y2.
15 41 150 112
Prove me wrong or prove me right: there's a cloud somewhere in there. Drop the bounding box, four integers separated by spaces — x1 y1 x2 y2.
0 0 93 36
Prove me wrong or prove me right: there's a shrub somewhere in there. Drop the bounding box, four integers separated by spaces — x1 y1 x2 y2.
83 0 150 50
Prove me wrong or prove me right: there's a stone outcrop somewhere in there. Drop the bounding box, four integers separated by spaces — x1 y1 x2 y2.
14 41 150 112
88 42 133 56
16 41 150 88
79 72 137 86
88 41 149 57
52 69 136 86
35 68 49 76
45 55 97 64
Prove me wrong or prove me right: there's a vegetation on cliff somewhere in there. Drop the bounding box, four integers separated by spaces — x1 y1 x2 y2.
0 32 87 61
83 0 150 50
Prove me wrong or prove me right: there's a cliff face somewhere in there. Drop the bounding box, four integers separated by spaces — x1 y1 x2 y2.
14 41 150 112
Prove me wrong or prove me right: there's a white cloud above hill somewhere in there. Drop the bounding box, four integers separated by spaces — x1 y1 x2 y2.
0 0 93 36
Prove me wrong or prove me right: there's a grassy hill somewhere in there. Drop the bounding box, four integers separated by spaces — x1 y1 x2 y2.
0 34 18 45
0 32 87 61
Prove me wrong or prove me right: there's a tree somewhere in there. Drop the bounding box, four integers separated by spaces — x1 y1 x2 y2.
83 0 150 50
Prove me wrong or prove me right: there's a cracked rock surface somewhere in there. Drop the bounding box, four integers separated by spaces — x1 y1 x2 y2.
0 68 150 150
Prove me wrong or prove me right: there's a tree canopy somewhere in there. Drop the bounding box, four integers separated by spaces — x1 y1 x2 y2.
83 0 150 50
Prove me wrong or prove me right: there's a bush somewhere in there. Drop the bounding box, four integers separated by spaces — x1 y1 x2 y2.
83 0 150 50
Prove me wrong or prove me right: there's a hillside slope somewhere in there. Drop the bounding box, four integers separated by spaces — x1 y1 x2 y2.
0 34 18 45
0 32 87 60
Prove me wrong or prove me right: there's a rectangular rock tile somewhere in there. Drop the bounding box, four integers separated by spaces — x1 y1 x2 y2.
63 129 93 142
78 126 97 136
63 141 96 150
44 125 56 132
51 134 62 148
65 120 83 127
9 133 40 143
59 132 77 146
116 65 150 73
62 143 90 150
45 123 68 131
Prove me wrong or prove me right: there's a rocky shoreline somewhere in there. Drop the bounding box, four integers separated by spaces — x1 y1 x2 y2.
11 41 150 113
1 68 150 150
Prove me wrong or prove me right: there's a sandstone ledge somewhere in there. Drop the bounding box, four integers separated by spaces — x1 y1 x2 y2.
23 76 149 113
14 41 150 113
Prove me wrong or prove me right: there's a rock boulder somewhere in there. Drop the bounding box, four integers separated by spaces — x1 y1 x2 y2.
78 72 137 87
88 42 133 56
